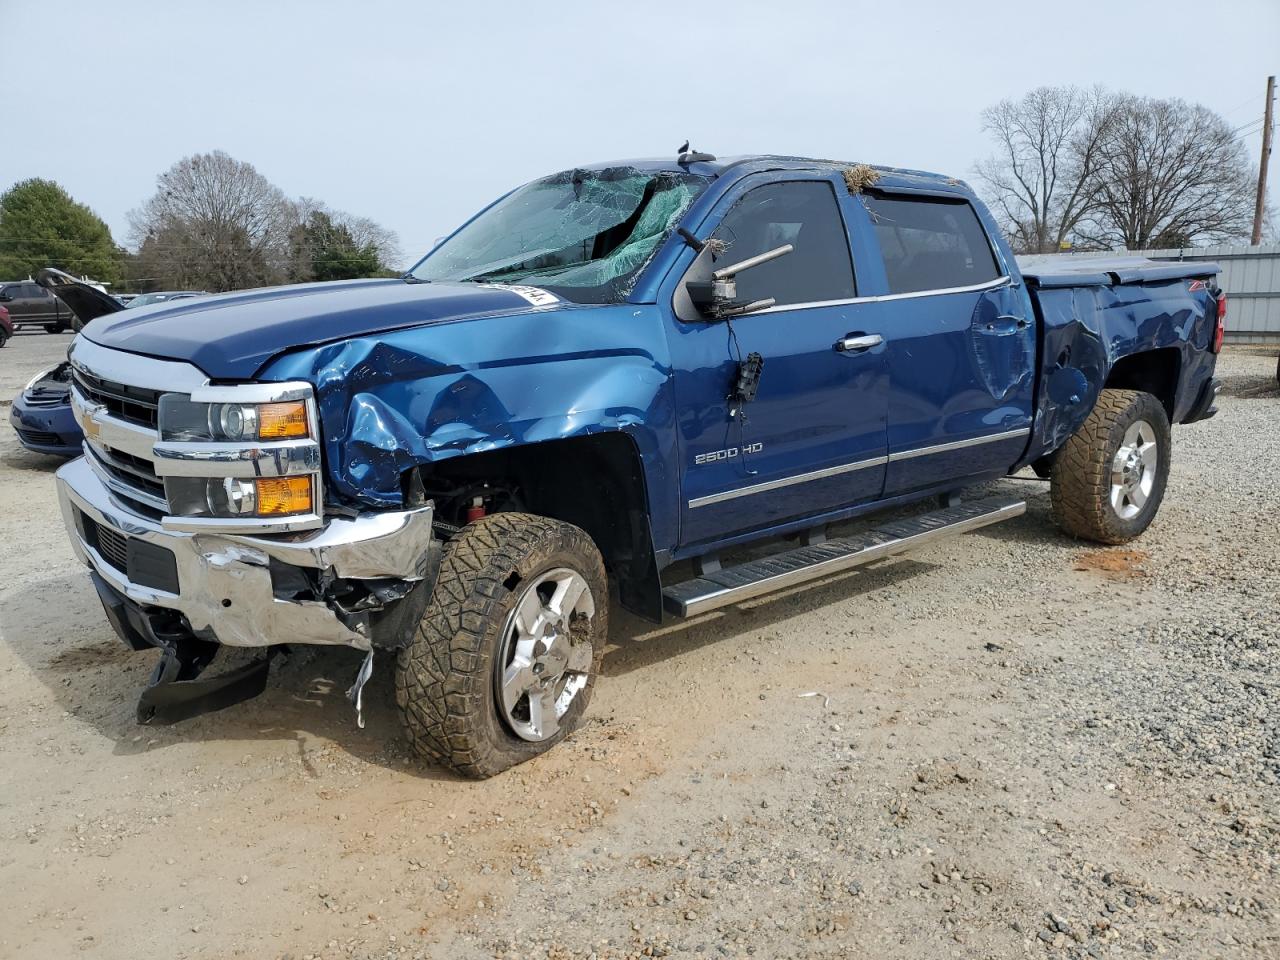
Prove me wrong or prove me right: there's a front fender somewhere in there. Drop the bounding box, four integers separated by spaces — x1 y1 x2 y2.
261 306 681 552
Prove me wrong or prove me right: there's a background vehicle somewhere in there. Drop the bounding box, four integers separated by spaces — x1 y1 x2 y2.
9 363 79 456
7 273 213 456
123 290 209 309
0 304 11 346
52 154 1223 778
0 280 78 332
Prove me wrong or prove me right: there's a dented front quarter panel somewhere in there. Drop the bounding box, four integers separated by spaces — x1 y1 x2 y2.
260 303 682 551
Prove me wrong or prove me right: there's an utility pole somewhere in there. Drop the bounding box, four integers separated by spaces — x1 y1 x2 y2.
1252 74 1275 246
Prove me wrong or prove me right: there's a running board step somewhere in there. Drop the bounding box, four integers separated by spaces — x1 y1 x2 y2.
662 496 1025 618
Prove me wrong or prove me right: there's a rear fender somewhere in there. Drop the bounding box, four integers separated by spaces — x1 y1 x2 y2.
1020 280 1217 465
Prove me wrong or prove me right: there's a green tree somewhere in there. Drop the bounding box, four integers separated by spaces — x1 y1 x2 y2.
0 179 123 284
289 210 384 282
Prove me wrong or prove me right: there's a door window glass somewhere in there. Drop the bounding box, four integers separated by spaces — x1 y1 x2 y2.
862 195 1000 294
711 181 855 307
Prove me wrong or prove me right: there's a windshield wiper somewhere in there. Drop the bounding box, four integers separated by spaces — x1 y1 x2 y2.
462 265 538 284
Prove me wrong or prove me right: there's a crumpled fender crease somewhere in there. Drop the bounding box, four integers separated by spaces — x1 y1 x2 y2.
260 308 675 511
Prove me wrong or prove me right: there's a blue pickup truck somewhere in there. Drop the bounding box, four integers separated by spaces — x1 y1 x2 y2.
52 152 1224 777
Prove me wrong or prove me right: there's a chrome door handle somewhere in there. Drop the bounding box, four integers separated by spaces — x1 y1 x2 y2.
835 334 883 353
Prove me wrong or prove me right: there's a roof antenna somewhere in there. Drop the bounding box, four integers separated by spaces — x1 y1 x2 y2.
677 141 716 165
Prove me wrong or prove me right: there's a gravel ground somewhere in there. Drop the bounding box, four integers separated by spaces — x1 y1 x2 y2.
0 334 1276 960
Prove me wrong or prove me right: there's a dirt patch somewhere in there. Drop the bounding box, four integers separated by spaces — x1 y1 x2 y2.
47 639 137 672
1073 548 1149 579
0 338 1276 960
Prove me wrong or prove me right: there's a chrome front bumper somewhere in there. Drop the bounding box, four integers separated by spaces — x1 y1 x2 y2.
57 456 435 651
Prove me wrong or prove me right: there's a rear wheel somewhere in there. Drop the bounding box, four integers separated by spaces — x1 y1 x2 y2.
396 513 607 778
44 321 68 334
1050 388 1171 544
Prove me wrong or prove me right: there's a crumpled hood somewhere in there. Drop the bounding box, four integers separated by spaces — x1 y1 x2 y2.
81 278 564 379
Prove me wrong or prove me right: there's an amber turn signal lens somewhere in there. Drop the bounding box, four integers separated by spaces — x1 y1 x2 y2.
254 476 313 515
257 402 308 439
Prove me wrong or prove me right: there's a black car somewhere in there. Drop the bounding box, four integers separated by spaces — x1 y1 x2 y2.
0 280 79 332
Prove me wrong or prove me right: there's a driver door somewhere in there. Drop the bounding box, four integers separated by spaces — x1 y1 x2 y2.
669 175 889 549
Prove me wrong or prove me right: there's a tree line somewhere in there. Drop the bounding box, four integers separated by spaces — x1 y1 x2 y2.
1 91 1271 288
975 86 1267 254
0 150 401 292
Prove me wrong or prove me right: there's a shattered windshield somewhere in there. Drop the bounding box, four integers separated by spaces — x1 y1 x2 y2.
409 166 706 303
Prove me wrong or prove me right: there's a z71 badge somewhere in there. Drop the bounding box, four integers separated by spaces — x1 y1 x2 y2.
694 442 763 465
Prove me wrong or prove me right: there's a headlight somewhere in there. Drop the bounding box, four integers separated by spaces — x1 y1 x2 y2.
159 396 310 441
165 475 315 518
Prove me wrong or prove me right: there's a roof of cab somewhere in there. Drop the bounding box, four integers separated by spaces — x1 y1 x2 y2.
579 155 972 195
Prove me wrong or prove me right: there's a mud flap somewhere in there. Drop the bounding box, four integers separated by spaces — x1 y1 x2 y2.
138 645 285 725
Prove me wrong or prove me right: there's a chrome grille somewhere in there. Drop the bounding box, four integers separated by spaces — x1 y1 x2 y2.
72 368 161 429
68 338 325 534
86 444 167 504
93 521 130 573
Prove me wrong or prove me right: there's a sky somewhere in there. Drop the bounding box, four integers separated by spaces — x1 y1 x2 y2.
2 0 1277 270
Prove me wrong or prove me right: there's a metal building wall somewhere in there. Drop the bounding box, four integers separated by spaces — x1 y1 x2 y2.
1018 245 1280 343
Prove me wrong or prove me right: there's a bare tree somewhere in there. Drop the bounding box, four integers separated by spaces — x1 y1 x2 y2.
975 86 1118 254
129 151 294 291
1076 96 1257 249
343 214 402 270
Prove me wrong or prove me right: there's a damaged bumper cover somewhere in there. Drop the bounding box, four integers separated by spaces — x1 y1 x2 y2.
57 456 436 652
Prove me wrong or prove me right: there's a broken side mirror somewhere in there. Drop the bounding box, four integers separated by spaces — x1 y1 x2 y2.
686 243 793 320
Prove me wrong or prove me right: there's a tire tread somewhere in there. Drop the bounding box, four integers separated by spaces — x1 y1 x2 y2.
1050 388 1169 544
395 513 604 779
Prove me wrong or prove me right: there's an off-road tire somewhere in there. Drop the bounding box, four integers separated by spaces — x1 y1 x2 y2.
395 513 607 779
1050 388 1171 544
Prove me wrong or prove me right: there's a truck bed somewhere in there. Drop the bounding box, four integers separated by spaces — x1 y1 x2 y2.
1018 255 1220 288
1016 255 1222 464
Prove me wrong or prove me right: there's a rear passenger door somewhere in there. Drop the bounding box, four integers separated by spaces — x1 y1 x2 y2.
859 192 1035 497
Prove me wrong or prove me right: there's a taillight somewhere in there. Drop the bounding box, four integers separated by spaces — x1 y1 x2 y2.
1213 292 1226 354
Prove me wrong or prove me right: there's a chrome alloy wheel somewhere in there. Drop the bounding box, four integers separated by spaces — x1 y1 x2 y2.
1110 419 1158 520
495 567 596 742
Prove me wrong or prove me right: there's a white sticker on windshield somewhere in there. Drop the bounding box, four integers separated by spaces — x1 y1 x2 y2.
482 284 559 307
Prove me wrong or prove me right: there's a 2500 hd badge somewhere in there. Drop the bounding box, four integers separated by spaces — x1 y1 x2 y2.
695 442 764 465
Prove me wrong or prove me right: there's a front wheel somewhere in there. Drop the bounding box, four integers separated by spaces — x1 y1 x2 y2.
396 513 607 779
1050 388 1171 544
44 321 69 334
